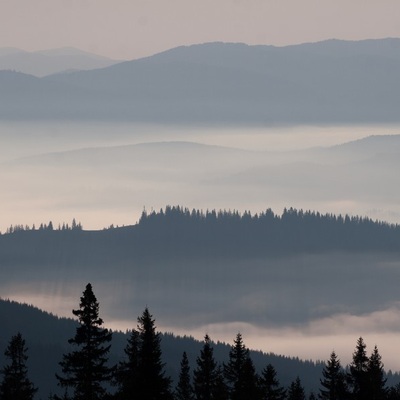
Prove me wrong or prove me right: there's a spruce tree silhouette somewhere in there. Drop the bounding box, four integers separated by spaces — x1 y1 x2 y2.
224 333 259 400
114 329 140 399
135 307 172 400
368 345 387 400
287 377 306 400
0 332 37 400
386 383 400 400
259 364 286 400
175 351 194 400
193 334 226 400
319 351 349 400
56 283 113 400
349 337 369 400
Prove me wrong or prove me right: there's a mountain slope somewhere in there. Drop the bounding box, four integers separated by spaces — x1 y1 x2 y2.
0 47 121 77
0 299 325 398
1 39 399 123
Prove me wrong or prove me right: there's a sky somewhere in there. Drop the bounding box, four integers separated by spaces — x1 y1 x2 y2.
3 0 400 372
1 0 400 60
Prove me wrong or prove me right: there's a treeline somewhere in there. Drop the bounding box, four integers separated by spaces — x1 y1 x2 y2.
0 299 326 398
136 206 400 254
4 219 82 234
2 283 400 400
2 206 400 265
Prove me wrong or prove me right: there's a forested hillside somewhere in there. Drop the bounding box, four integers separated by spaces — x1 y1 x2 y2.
1 207 400 267
2 207 400 399
0 298 327 399
2 207 400 335
0 300 399 400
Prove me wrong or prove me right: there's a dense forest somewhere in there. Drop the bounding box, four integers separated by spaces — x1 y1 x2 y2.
0 297 326 399
1 284 400 400
1 207 400 268
2 208 400 399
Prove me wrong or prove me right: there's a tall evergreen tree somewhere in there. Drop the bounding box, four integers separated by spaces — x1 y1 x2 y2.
239 356 260 400
193 334 220 400
319 351 349 400
367 345 387 400
349 337 369 400
0 332 37 400
224 333 259 400
135 307 172 400
114 308 171 400
387 383 400 400
56 283 113 400
259 364 286 400
287 377 306 400
213 366 229 400
114 329 140 399
175 352 194 400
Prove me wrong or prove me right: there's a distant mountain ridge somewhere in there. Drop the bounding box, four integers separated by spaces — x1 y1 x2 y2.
0 46 121 77
0 38 399 123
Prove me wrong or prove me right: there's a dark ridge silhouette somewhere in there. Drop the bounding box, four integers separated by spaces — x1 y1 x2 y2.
1 207 399 269
0 299 328 398
136 206 400 255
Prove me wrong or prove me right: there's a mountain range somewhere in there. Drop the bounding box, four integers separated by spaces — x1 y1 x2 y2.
3 133 400 225
1 38 400 123
0 47 121 77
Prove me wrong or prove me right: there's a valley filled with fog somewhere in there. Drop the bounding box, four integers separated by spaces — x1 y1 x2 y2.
3 3 400 396
2 120 400 369
1 121 400 231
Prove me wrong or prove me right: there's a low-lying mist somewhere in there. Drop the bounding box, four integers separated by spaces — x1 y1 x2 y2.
2 121 400 369
1 122 400 232
2 251 400 369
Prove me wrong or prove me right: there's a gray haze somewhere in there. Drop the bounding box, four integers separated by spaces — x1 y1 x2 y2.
2 237 400 369
1 122 400 232
1 40 400 124
0 47 121 77
2 33 400 369
2 121 400 367
1 0 400 60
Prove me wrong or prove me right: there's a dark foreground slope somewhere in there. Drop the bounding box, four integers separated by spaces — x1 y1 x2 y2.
0 299 324 398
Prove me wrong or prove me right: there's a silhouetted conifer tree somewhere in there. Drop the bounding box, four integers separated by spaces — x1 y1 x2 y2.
56 283 113 400
175 352 194 400
319 351 349 399
213 366 229 400
367 345 387 400
349 337 369 400
0 332 37 400
224 333 259 400
114 329 140 399
193 334 221 400
387 383 400 400
259 364 286 400
49 389 71 400
287 377 305 400
135 307 172 400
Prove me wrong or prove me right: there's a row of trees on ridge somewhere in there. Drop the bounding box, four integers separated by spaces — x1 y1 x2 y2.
1 283 400 400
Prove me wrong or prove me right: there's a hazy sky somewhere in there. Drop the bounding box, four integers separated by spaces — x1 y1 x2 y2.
1 0 400 60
